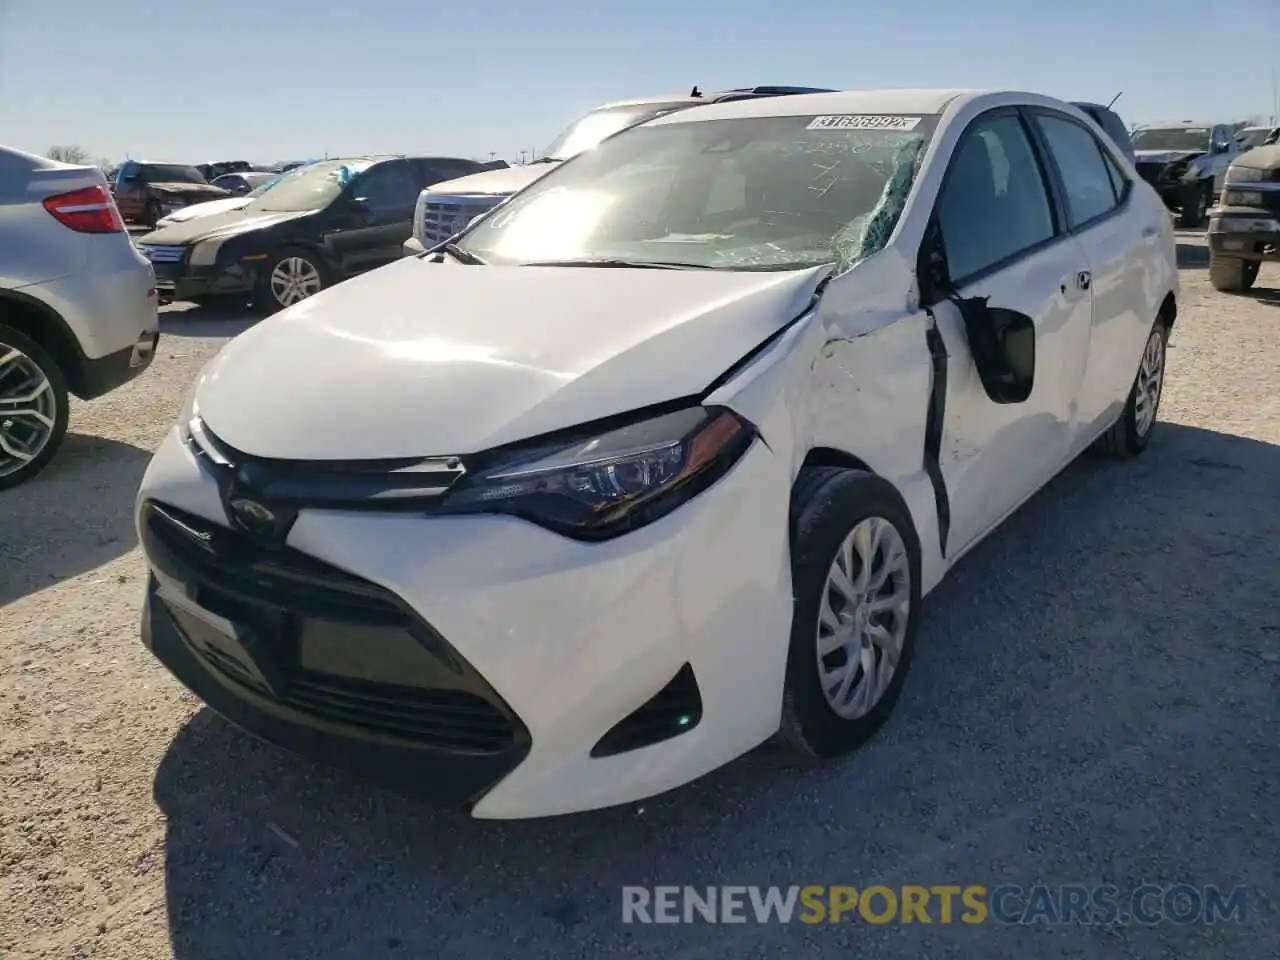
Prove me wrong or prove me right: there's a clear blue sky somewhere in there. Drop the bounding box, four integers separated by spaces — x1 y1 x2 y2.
2 0 1277 165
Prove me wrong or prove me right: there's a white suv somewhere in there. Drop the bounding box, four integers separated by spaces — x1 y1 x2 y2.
0 145 159 488
136 90 1176 819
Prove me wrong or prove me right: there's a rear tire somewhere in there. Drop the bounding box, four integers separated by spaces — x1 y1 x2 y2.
779 467 923 760
1092 319 1168 459
1178 181 1211 228
1208 255 1260 292
0 323 70 489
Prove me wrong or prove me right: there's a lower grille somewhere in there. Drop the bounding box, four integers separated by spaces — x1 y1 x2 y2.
143 500 525 755
138 244 187 263
420 195 504 246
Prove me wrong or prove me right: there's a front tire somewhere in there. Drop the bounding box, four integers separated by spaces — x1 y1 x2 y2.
0 323 70 489
1092 319 1168 459
1208 255 1260 292
256 247 328 313
779 467 923 759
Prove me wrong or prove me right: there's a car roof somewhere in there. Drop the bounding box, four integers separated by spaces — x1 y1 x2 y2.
595 86 837 111
1138 121 1218 129
645 88 983 125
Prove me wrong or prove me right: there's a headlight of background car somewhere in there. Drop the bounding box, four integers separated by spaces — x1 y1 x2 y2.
189 237 226 267
1225 165 1264 185
437 405 757 540
1224 189 1264 206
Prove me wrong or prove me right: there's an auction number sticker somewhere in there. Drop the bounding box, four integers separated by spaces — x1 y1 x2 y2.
807 115 921 131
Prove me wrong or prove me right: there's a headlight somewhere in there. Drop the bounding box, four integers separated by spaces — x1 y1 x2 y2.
1209 216 1280 233
436 405 757 541
1225 165 1265 185
1224 190 1264 206
189 238 225 267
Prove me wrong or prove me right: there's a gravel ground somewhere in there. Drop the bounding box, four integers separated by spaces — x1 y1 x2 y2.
1 232 1277 959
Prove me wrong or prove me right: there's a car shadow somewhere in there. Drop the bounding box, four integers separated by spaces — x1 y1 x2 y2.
152 422 1280 959
160 300 263 339
1175 242 1209 269
1248 286 1280 307
0 434 152 605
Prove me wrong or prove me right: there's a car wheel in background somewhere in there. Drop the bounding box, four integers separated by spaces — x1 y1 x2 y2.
257 247 328 313
778 467 922 760
1208 255 1260 293
0 323 70 490
1178 181 1210 228
1092 317 1169 459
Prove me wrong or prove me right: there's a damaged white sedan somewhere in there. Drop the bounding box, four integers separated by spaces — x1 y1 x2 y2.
135 89 1178 819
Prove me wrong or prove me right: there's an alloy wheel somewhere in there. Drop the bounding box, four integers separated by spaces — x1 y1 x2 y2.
1133 327 1165 438
269 256 323 307
816 516 912 720
0 345 58 478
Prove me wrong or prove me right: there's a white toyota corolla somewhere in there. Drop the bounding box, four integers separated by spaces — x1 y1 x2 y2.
136 89 1178 819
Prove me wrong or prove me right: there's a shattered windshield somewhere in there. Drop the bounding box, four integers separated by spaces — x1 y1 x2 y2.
1131 127 1211 152
244 159 374 212
539 103 691 161
458 113 939 271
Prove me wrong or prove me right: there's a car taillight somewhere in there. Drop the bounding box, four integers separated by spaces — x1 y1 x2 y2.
41 185 125 234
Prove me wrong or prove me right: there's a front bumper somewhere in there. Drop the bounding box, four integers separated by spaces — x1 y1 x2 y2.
135 425 794 818
152 260 258 303
1207 208 1280 260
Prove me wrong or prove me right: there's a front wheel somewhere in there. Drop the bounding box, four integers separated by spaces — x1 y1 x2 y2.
0 323 70 489
779 467 923 759
256 247 328 313
1208 254 1260 292
1092 319 1168 459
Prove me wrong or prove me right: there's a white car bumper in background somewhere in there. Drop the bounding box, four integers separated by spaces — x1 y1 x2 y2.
135 426 795 818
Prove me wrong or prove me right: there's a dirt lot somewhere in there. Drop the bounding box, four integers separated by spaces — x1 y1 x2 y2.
1 232 1277 959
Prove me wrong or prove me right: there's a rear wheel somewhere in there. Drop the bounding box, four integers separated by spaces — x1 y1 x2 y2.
1092 319 1168 459
0 323 69 489
1178 181 1211 228
1208 255 1260 292
779 467 922 759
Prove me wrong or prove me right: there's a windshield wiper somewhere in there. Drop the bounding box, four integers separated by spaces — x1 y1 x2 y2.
521 257 713 270
430 242 487 265
528 157 560 164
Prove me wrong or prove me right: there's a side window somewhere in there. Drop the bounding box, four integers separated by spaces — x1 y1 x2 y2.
351 161 413 211
935 112 1055 283
1036 113 1120 227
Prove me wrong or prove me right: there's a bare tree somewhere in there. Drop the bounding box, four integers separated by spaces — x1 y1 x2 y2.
45 144 93 164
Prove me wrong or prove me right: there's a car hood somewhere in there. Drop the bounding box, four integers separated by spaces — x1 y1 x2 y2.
423 164 556 198
138 206 312 245
155 196 252 226
1133 149 1203 165
151 181 231 197
1232 144 1280 171
195 258 831 460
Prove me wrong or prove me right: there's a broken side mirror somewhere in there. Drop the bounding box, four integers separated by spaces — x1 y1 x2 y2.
953 297 1036 404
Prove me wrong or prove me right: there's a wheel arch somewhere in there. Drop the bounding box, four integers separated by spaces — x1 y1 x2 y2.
1158 291 1177 330
0 289 88 396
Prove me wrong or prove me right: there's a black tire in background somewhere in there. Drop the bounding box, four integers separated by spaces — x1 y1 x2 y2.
778 467 923 760
254 246 330 314
1208 255 1260 293
1178 180 1211 228
0 322 70 490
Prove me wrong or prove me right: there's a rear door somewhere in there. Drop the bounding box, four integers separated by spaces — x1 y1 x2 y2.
925 108 1095 554
328 159 417 274
1028 107 1154 446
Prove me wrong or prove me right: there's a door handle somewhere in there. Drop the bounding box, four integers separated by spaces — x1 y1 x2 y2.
1076 271 1092 291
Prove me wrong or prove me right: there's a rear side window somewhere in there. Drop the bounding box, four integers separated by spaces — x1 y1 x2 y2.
1035 113 1121 227
936 112 1056 283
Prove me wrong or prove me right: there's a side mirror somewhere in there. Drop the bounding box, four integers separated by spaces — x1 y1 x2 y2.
954 297 1036 404
1212 140 1230 155
349 197 371 214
